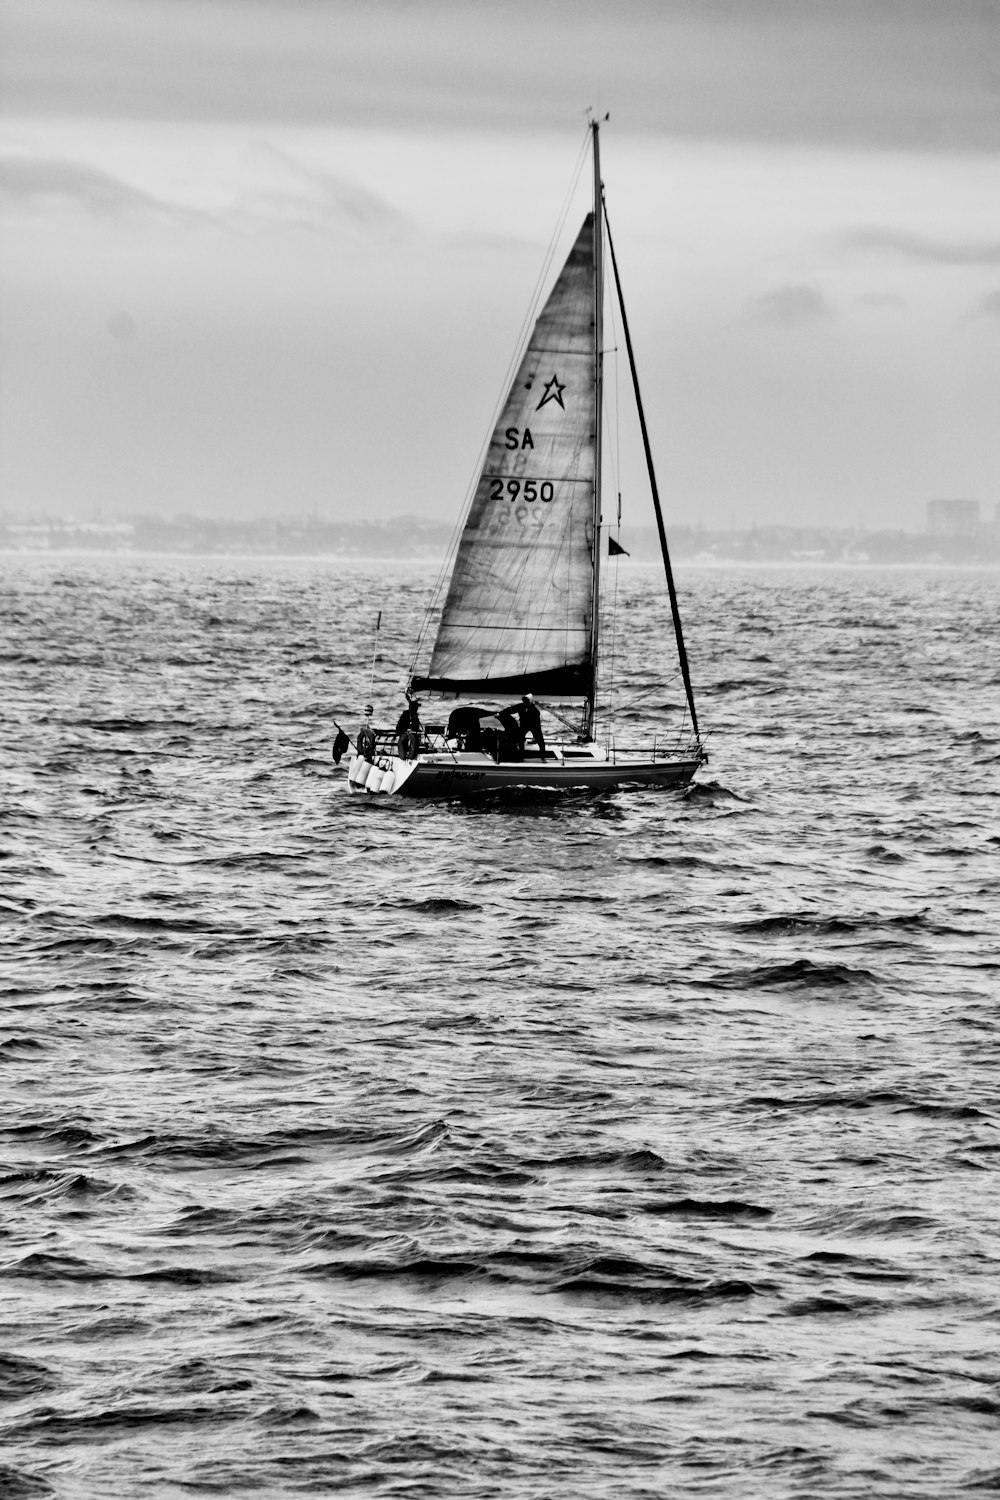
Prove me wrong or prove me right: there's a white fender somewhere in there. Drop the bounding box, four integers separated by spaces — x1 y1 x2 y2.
378 769 396 794
352 757 372 788
348 755 363 784
365 764 385 793
389 758 418 795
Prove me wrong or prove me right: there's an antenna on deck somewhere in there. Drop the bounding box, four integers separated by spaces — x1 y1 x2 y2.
367 610 382 705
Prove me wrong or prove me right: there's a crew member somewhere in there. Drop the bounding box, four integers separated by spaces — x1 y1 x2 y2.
497 705 523 761
518 693 546 758
396 697 421 759
356 707 376 761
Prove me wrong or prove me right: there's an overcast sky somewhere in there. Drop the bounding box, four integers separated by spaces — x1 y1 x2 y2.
1 0 998 530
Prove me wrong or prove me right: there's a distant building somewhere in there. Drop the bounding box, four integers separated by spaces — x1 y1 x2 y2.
927 499 980 537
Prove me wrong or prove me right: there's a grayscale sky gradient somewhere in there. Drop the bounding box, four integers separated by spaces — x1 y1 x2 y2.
1 0 998 528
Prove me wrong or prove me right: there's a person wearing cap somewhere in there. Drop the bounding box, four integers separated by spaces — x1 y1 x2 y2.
396 697 422 759
518 693 546 758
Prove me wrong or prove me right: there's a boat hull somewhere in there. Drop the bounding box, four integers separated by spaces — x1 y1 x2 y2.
348 748 702 798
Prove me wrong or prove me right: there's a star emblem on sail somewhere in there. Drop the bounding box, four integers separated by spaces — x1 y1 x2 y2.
536 375 566 411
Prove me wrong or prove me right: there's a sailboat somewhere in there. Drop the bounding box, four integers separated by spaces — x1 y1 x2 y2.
340 119 706 798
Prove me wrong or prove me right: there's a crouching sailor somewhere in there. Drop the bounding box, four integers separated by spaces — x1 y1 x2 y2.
519 693 547 758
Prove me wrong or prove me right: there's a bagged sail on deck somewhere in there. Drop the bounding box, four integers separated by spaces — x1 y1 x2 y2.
413 215 598 698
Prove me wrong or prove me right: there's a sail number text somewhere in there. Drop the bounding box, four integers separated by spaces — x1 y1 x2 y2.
489 478 555 503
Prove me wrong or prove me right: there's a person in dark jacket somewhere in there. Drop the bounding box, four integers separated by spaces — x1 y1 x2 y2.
396 698 421 759
497 705 523 761
518 694 546 757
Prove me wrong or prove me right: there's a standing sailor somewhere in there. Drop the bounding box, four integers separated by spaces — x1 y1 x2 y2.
356 705 376 761
396 698 422 759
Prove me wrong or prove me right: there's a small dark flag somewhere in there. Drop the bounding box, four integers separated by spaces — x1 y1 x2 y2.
608 535 629 557
332 727 350 764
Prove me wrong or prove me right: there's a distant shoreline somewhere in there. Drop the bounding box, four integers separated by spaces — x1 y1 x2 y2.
2 547 997 572
3 514 996 567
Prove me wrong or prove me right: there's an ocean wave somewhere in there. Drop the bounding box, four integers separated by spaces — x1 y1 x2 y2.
2 558 997 1498
554 1269 761 1305
525 1147 668 1174
639 1197 773 1220
743 1089 992 1121
4 1251 106 1281
385 897 484 914
731 910 928 936
0 1355 60 1401
681 779 747 804
712 958 878 990
0 1467 54 1498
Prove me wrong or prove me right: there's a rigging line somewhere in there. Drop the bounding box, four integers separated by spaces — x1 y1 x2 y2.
612 674 683 713
602 193 702 742
604 526 621 727
496 128 591 396
603 254 623 509
409 130 592 685
610 674 700 748
368 608 383 705
599 279 623 726
545 702 585 736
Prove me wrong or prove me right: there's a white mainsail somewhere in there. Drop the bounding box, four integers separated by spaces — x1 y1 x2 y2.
414 214 599 698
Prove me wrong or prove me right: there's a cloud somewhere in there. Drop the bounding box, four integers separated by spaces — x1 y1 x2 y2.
3 0 1000 152
229 143 412 238
839 227 1000 266
854 292 906 310
107 310 137 340
750 283 834 325
0 149 412 239
974 289 1000 317
0 156 208 226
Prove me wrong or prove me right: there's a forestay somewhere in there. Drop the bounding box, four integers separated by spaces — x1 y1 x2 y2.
413 214 598 699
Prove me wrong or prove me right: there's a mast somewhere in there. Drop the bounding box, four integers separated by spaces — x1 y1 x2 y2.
586 116 604 742
602 203 702 741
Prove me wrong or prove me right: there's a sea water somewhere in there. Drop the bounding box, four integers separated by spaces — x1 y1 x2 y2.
1 556 998 1498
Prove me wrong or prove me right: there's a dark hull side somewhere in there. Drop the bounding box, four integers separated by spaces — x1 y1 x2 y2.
347 749 703 798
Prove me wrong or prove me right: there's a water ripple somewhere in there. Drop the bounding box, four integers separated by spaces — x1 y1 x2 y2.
1 557 997 1497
